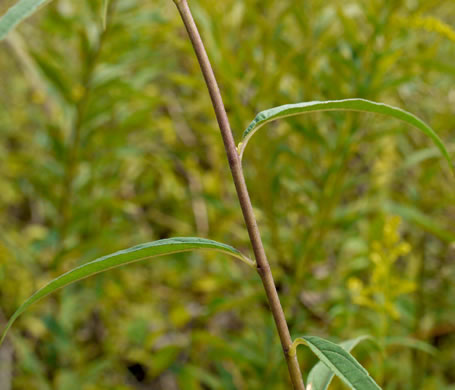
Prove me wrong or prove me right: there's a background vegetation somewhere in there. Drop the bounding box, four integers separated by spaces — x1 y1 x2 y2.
0 0 454 389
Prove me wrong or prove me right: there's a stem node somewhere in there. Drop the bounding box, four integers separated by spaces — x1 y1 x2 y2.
256 262 271 278
174 2 305 389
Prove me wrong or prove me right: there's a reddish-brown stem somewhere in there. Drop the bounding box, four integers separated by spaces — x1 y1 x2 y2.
172 1 305 389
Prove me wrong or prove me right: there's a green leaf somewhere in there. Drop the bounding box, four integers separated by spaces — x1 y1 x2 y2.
0 237 254 345
307 336 374 390
0 0 52 41
238 99 453 175
101 0 109 30
385 337 438 356
292 335 381 390
383 201 455 243
402 146 455 171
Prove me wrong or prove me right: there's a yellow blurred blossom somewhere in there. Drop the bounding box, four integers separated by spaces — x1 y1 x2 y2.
348 216 415 320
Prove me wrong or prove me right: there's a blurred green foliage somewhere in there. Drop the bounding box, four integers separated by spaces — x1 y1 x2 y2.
0 0 454 389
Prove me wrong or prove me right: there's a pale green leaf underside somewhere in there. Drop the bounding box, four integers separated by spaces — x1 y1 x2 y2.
238 99 453 174
307 336 374 390
0 237 253 345
295 335 381 390
0 0 51 41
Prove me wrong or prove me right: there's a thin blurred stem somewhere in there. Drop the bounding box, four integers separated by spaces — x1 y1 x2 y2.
412 238 427 388
172 1 305 389
56 1 115 262
5 32 61 121
166 91 209 235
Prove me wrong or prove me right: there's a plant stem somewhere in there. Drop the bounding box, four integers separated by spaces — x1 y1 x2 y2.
172 1 305 388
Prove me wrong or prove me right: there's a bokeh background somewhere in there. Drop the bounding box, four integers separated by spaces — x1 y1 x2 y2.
0 0 454 389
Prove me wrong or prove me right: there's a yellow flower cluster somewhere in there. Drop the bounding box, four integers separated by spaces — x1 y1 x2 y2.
372 137 397 190
348 216 415 319
398 15 455 43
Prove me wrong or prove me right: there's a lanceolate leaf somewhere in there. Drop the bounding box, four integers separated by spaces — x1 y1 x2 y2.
385 337 438 356
238 99 453 175
383 201 455 243
292 335 381 390
307 336 374 390
0 237 254 345
0 0 51 41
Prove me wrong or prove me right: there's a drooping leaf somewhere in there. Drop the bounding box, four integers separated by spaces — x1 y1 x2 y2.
307 336 374 390
0 0 52 41
383 201 455 243
292 335 381 390
238 99 453 175
423 61 455 77
385 337 438 356
0 237 254 345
